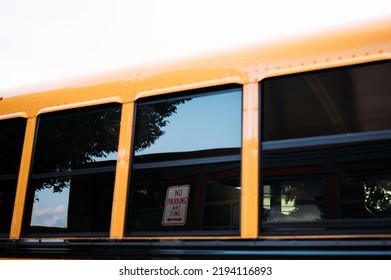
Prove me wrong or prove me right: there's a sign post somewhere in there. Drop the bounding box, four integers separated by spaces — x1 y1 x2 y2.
162 185 190 226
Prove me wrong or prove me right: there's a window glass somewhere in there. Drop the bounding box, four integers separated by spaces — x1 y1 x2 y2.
0 118 26 175
0 118 26 235
263 179 325 222
130 162 240 232
135 89 241 157
128 87 242 234
29 172 115 232
261 61 391 234
339 175 391 219
33 105 120 173
24 104 121 235
263 61 391 141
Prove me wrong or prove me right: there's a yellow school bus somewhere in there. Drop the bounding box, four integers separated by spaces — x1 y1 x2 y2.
1 17 391 259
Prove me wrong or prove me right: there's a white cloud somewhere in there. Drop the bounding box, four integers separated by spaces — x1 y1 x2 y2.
31 204 67 227
30 186 70 228
33 204 65 217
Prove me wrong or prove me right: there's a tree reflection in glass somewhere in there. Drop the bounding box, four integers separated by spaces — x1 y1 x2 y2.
128 88 242 233
26 104 121 234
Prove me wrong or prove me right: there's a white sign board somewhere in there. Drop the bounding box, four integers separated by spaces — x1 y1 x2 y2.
162 185 190 226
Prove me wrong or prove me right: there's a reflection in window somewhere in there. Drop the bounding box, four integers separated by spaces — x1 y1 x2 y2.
0 118 26 235
33 105 121 173
340 175 391 219
263 179 325 222
135 88 241 156
263 61 391 141
129 162 241 232
24 104 121 235
29 173 115 233
31 185 70 228
261 61 391 234
128 86 242 234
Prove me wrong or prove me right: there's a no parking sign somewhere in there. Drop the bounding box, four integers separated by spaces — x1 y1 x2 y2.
162 185 190 226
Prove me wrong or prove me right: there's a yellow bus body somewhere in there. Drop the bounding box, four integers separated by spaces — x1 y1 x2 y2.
1 17 391 258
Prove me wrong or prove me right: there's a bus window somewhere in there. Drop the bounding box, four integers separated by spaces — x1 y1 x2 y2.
23 104 121 236
0 118 26 236
127 86 242 234
261 61 391 234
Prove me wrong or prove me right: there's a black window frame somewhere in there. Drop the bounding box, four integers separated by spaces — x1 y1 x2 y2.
22 103 122 237
259 60 391 236
126 84 243 236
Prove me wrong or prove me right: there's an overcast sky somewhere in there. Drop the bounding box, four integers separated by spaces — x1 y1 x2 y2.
1 0 390 96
